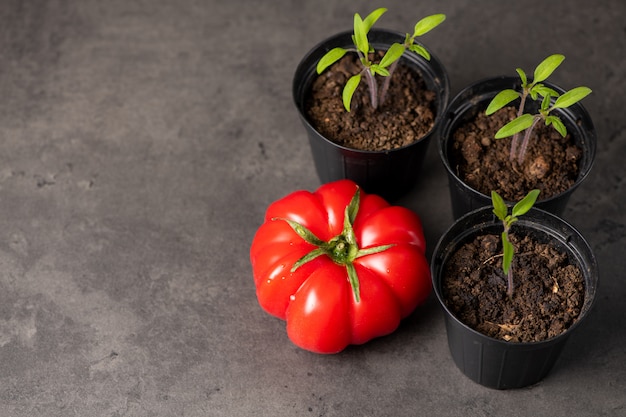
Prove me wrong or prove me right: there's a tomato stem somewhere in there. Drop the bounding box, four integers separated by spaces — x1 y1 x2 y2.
276 187 394 303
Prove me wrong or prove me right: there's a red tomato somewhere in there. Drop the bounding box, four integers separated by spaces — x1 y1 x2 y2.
250 180 431 353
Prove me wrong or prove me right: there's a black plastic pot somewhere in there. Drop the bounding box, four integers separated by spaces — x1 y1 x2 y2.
438 76 596 219
431 206 598 389
293 29 449 201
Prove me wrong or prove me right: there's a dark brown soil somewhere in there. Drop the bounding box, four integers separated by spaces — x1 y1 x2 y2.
305 52 436 151
442 232 585 343
451 106 583 202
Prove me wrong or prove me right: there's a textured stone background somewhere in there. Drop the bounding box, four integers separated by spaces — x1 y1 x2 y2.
0 0 624 416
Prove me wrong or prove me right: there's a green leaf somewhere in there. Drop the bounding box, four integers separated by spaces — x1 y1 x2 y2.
529 88 539 101
512 189 540 217
548 116 567 137
550 116 567 137
413 13 446 37
362 7 387 33
316 47 348 74
516 68 528 87
553 86 592 109
343 74 361 112
502 234 514 274
486 89 519 115
408 43 430 60
370 65 390 77
491 190 508 221
540 93 551 111
494 114 535 139
379 43 405 68
533 54 565 84
353 13 369 56
532 84 560 99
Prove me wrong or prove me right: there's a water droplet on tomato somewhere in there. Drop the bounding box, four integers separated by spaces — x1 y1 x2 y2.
290 295 296 301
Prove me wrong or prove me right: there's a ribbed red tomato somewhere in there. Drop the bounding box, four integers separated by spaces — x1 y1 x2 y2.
250 180 431 353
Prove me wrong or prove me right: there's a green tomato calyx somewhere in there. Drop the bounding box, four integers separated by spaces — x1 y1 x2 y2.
274 188 393 302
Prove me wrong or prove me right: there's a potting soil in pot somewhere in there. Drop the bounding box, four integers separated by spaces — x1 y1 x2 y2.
452 107 583 202
442 233 585 343
306 53 436 151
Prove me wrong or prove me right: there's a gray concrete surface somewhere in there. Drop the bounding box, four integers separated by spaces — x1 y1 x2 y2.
0 0 624 416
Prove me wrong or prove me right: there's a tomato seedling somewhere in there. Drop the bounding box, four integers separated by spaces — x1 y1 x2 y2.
491 189 540 297
485 54 592 163
316 7 445 112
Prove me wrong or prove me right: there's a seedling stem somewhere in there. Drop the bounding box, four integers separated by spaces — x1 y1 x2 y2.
491 189 540 297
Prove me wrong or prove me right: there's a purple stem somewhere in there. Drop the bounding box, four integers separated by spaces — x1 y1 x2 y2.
507 267 514 298
378 59 399 107
364 70 378 109
355 50 379 110
517 116 541 164
510 134 520 162
510 90 529 161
